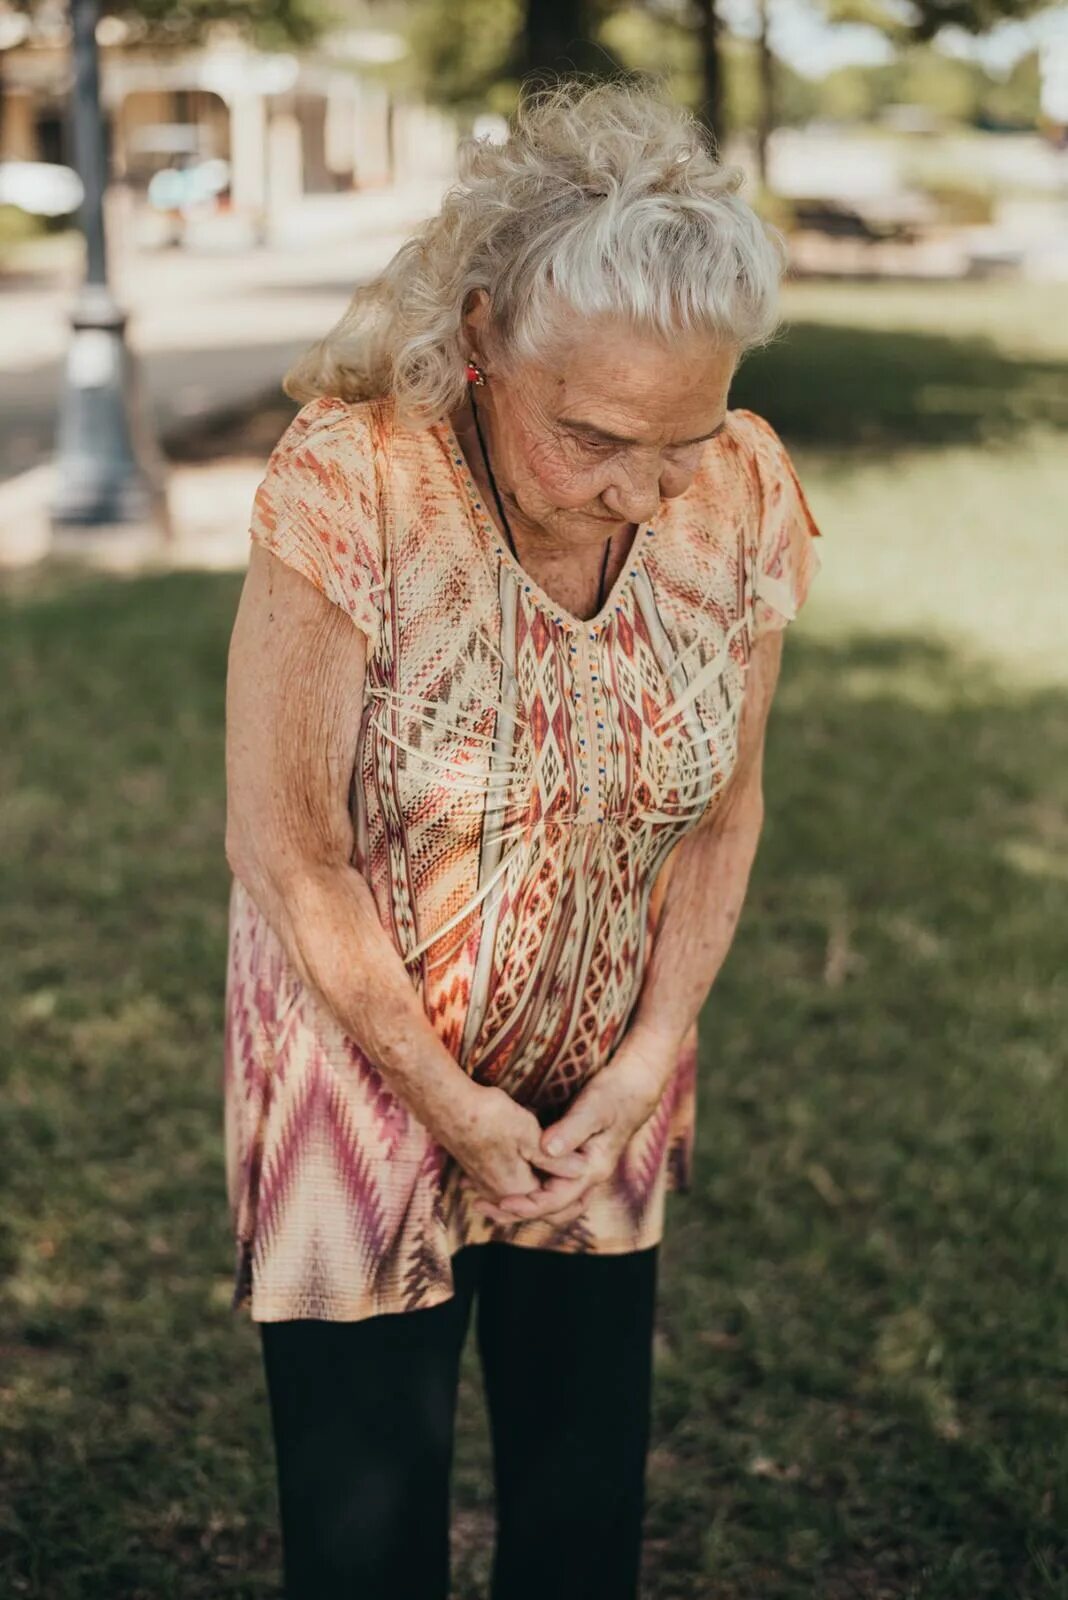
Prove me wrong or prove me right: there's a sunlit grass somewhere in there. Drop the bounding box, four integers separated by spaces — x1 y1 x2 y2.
795 433 1068 688
780 279 1068 360
732 278 1068 688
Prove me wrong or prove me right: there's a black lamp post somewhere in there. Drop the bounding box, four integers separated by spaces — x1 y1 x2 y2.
51 0 168 547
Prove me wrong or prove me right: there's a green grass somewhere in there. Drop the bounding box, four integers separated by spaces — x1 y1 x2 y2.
733 279 1068 688
1 279 1066 1597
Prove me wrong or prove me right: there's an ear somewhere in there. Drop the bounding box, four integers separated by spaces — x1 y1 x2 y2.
461 288 491 357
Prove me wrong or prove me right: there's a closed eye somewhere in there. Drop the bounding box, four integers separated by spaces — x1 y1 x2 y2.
567 428 720 460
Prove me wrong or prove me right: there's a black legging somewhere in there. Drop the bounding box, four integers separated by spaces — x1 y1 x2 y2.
258 1239 659 1600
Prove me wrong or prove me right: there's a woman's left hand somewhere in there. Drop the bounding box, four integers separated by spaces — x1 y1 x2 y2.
473 1025 680 1227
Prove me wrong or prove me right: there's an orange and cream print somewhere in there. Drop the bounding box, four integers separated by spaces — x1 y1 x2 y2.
223 392 823 1322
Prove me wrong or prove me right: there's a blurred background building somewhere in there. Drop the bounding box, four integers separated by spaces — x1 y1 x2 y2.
0 2 458 249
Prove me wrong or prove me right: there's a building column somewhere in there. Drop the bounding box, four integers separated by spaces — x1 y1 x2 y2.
1 88 37 161
229 90 267 215
267 110 303 220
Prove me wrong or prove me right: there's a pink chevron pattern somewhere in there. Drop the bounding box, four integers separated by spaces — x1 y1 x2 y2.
223 394 822 1321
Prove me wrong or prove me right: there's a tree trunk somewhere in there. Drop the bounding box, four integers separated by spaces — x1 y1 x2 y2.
522 0 603 80
693 0 725 151
756 0 774 186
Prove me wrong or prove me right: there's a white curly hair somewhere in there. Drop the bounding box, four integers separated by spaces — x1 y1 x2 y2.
283 78 786 424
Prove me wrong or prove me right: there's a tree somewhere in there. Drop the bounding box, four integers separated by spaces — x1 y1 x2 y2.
824 0 1057 45
691 0 724 145
754 0 772 181
907 0 1054 41
522 0 619 78
408 0 523 113
4 0 330 50
408 0 625 120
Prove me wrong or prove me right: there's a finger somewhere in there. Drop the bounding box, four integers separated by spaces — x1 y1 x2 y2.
529 1142 615 1203
495 1174 589 1220
539 1096 612 1159
521 1194 591 1227
532 1151 589 1180
498 1173 583 1206
546 1203 586 1228
519 1142 589 1180
470 1191 521 1225
483 1189 591 1226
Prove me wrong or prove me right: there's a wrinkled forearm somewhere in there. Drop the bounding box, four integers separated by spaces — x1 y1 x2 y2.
235 852 482 1145
629 788 765 1062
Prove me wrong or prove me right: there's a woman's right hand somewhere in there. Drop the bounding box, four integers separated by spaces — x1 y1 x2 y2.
435 1082 588 1207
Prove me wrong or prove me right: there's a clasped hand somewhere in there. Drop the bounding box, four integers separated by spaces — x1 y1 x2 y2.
468 1027 678 1230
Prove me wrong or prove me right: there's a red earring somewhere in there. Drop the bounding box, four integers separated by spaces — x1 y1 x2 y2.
465 360 486 386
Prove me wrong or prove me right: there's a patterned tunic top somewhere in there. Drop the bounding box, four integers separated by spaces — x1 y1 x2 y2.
223 392 823 1322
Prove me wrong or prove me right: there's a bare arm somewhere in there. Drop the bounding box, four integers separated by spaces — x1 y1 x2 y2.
627 409 825 1062
225 543 583 1196
225 541 481 1140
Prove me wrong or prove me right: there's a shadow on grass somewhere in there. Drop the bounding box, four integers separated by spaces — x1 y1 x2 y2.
0 571 1065 1599
163 318 1068 469
732 321 1068 453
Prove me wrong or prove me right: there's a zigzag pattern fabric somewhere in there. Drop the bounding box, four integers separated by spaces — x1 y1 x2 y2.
223 393 822 1321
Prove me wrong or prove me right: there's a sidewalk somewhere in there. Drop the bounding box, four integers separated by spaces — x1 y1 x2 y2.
1 181 447 374
0 182 446 572
0 454 272 572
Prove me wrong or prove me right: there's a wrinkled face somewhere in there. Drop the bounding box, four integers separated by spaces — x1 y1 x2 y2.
465 297 738 549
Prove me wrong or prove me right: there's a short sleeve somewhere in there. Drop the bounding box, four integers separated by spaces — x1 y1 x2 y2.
248 395 386 650
736 410 824 639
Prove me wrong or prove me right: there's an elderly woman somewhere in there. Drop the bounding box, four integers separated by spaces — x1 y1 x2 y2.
224 80 821 1600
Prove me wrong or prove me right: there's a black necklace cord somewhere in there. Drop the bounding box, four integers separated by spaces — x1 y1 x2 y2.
469 386 612 616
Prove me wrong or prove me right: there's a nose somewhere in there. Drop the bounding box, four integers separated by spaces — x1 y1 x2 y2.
601 456 662 525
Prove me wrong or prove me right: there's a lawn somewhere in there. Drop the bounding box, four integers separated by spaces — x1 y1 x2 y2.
1 278 1066 1599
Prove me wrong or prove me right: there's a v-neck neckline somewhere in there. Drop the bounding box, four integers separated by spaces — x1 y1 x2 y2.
440 414 659 637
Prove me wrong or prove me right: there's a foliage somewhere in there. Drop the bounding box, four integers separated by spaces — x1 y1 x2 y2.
407 0 628 115
771 45 1042 130
7 0 334 49
404 0 1044 131
824 0 1056 41
407 0 523 113
598 4 701 109
979 49 1042 129
906 0 1056 42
